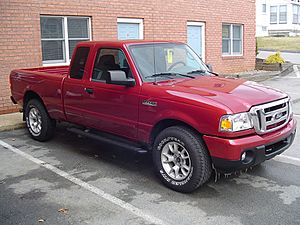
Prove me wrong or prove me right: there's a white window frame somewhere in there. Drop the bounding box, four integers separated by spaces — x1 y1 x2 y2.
298 5 300 24
279 5 287 24
293 4 300 24
222 24 243 57
117 18 144 40
293 5 298 24
270 6 278 24
187 21 206 62
41 15 92 66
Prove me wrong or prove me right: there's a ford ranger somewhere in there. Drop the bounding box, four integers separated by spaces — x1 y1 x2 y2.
10 41 296 192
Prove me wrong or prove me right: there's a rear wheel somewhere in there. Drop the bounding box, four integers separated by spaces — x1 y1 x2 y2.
25 99 56 141
152 126 212 193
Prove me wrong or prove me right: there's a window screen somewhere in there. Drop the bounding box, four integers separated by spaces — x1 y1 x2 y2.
270 6 278 24
262 4 266 13
67 18 90 58
279 5 287 24
233 25 242 54
41 17 64 61
69 47 90 79
222 25 231 54
293 5 300 24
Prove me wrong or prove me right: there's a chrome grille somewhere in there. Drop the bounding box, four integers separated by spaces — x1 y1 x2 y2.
250 98 290 134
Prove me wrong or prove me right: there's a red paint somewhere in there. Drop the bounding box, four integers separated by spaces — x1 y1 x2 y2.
204 119 296 160
10 40 296 162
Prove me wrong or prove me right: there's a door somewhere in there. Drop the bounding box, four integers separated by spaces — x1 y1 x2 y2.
117 23 140 40
63 46 91 125
187 23 205 60
82 47 140 140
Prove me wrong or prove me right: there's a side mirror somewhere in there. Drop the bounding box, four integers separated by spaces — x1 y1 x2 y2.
206 64 213 72
108 70 135 87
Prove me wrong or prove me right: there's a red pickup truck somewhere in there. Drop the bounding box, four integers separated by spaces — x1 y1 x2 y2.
10 41 296 192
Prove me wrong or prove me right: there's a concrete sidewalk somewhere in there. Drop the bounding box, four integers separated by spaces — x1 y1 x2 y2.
224 63 294 82
0 112 25 132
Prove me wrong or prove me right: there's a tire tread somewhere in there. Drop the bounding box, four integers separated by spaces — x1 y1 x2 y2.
153 125 212 192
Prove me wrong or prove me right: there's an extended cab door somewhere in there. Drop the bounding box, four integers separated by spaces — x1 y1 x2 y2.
63 46 91 125
80 47 140 140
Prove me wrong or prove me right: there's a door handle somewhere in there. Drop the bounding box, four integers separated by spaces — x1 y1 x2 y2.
84 88 94 94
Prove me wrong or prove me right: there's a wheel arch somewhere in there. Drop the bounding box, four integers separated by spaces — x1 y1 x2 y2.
23 91 45 120
149 119 202 147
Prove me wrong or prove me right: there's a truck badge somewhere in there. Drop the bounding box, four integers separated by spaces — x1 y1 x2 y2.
142 100 157 107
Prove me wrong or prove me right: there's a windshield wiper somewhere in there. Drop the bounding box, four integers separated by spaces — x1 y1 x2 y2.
145 72 195 79
187 69 219 76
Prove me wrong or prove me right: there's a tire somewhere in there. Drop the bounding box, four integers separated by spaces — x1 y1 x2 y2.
152 126 212 193
25 99 56 141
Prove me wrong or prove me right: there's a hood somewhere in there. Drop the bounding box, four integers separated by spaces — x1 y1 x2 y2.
152 76 288 113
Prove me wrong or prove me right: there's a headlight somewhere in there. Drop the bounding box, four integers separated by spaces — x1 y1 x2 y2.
219 112 253 132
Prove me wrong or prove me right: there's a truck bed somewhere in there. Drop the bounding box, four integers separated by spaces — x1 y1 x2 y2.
10 65 69 121
17 65 69 76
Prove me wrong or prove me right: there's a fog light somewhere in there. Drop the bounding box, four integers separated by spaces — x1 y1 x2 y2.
241 152 246 161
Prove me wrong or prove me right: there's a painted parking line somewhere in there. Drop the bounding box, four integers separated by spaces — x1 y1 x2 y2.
274 155 300 167
286 92 300 95
293 65 300 78
0 140 168 225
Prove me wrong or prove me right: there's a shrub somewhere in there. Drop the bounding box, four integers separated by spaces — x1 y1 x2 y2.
265 52 285 64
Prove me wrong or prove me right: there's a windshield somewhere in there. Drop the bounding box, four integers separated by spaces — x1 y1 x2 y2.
128 43 210 82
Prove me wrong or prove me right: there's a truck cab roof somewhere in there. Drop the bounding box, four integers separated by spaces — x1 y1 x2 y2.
77 40 183 48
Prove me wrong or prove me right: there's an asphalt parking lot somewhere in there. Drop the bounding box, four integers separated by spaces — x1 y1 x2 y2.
1 71 300 225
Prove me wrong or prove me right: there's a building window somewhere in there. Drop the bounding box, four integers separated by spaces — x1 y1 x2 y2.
270 6 278 24
117 18 143 40
293 5 298 24
293 4 300 24
279 5 287 24
262 4 267 13
298 5 300 24
40 16 91 65
222 24 243 56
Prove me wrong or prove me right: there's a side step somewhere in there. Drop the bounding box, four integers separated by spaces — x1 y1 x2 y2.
67 127 148 154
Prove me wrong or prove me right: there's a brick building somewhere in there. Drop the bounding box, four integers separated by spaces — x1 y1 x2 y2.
0 0 256 114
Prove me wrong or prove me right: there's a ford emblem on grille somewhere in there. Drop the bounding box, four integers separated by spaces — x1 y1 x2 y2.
250 98 290 134
274 112 283 120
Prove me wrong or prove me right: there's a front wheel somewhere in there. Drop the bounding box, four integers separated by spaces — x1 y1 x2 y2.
152 126 212 193
25 99 56 142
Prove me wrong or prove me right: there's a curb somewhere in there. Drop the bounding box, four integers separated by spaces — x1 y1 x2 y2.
258 48 300 54
0 112 25 132
0 123 25 132
224 63 294 82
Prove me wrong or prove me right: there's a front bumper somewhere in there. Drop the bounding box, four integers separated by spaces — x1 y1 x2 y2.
203 118 297 172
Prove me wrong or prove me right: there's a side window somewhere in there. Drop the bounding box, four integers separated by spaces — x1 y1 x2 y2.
70 47 90 79
92 48 133 82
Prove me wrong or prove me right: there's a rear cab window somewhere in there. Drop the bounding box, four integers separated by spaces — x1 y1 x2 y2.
69 47 90 79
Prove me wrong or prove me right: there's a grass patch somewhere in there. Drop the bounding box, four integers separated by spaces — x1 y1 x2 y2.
257 37 300 52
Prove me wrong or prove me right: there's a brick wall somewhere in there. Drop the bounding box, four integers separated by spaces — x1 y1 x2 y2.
0 0 256 114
